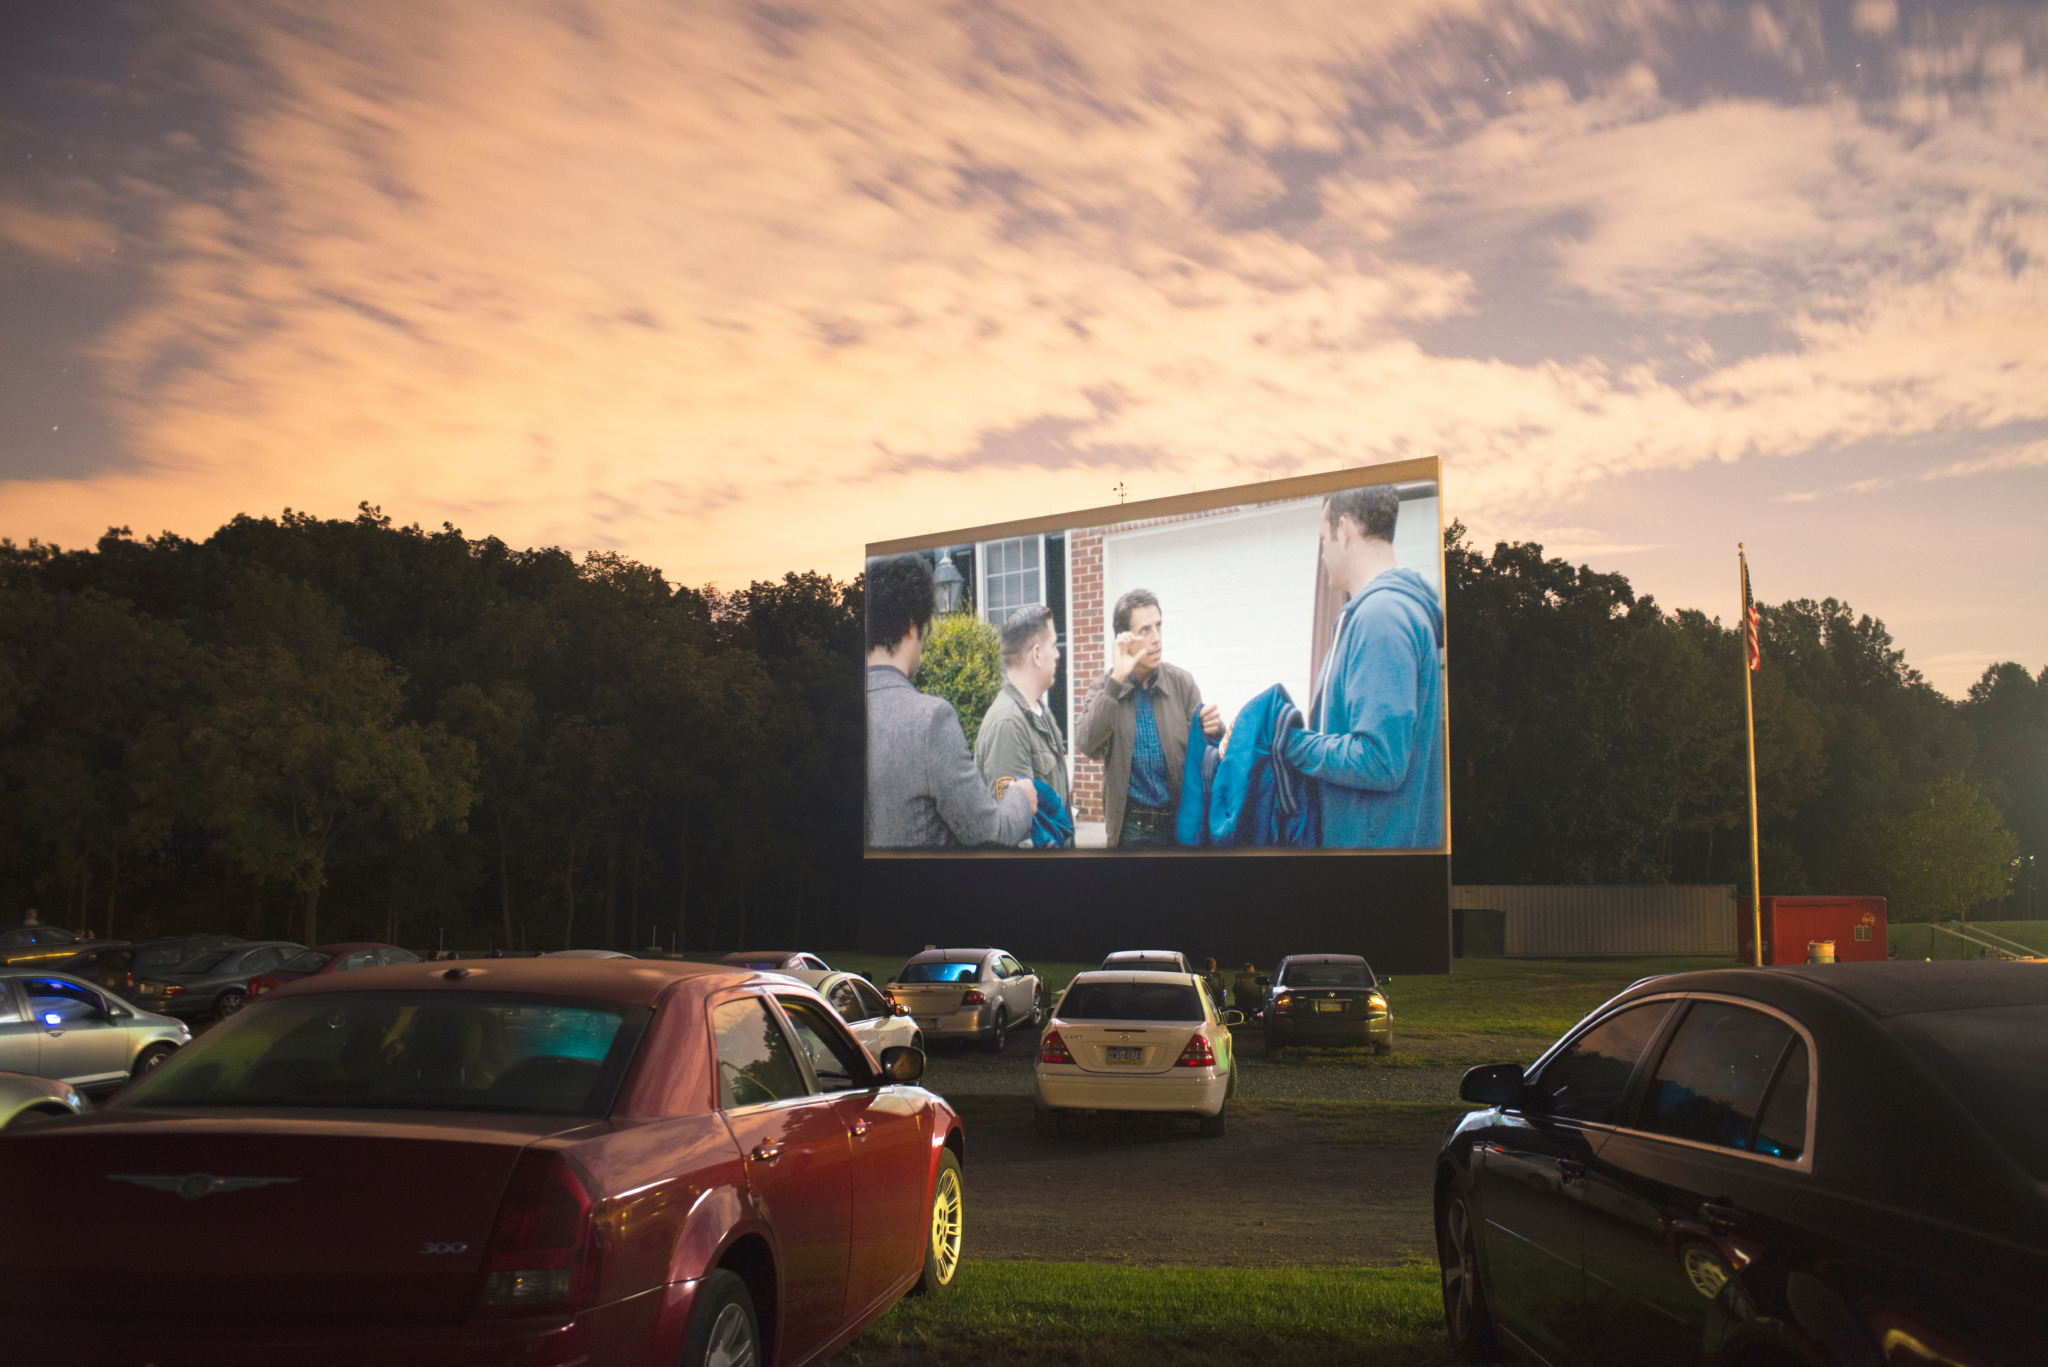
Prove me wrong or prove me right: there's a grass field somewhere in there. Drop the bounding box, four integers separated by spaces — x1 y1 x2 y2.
837 1260 1450 1367
1885 920 2048 960
1386 956 1724 1038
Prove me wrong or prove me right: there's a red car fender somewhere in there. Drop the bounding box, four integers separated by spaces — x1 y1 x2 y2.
665 1182 771 1287
927 1103 965 1190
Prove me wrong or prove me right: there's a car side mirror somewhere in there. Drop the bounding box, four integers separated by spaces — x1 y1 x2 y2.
1222 1010 1245 1026
1459 1063 1525 1107
1256 976 1270 987
879 1046 925 1084
893 1001 910 1017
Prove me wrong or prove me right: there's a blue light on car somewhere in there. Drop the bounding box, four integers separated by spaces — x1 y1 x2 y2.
43 1012 62 1026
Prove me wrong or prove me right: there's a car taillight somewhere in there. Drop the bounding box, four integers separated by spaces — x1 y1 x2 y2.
124 973 136 989
1273 993 1294 1013
960 990 987 1006
1367 994 1387 1012
1039 1030 1073 1064
478 1151 602 1315
1175 1034 1216 1068
164 984 185 996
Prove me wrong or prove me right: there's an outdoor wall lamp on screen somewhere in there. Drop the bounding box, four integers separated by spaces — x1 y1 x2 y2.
932 551 964 614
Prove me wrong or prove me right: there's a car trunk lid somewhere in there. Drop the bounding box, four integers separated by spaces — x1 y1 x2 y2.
0 1110 592 1326
1049 1021 1199 1074
888 982 983 1016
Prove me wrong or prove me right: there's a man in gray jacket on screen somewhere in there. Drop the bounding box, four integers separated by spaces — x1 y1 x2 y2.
865 553 1037 849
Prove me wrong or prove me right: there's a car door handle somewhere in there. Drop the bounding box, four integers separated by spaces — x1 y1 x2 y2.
851 1118 870 1137
749 1140 785 1165
1700 1201 1748 1230
1558 1160 1586 1182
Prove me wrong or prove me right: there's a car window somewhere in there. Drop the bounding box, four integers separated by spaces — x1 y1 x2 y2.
777 998 871 1092
279 950 332 974
998 955 1023 978
241 948 284 975
1527 1000 1675 1124
118 993 644 1116
178 950 236 975
1060 982 1204 1021
896 961 979 984
23 978 105 1025
1638 1002 1802 1154
852 979 889 1020
377 948 420 965
1885 1004 2048 1181
710 997 810 1109
335 951 378 972
1280 960 1374 987
32 927 74 945
801 956 829 971
0 929 29 948
0 983 22 1023
827 980 865 1021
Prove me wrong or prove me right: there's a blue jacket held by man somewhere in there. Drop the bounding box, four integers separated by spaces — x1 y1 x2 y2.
1284 566 1445 849
1199 684 1318 848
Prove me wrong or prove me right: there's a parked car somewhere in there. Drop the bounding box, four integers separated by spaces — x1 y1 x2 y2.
0 957 963 1367
1100 949 1192 973
886 947 1042 1052
1435 962 2048 1367
1036 970 1241 1137
0 1072 86 1129
0 968 189 1094
1261 953 1391 1053
245 942 420 1000
719 949 832 972
0 924 100 969
129 934 251 982
772 967 922 1059
52 942 137 1001
133 940 307 1020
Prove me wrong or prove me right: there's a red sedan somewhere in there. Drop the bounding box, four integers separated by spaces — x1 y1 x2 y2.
244 941 421 999
0 958 964 1367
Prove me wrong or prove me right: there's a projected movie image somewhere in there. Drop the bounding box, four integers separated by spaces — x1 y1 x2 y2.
864 471 1446 854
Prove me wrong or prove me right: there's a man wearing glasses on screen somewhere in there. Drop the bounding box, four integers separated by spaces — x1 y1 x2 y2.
1076 589 1225 848
1285 486 1445 849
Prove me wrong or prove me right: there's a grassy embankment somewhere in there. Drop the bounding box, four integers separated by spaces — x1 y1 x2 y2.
834 1260 1451 1367
1886 920 2048 959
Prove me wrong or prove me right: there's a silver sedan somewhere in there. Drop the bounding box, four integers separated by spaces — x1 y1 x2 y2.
0 969 189 1096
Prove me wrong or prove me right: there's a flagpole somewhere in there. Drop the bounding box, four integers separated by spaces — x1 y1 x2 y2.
1741 544 1763 967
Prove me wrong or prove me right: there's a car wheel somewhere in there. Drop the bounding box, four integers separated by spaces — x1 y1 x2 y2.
984 1006 1009 1054
132 1043 176 1078
5 1104 75 1130
1199 1107 1226 1138
911 1148 964 1295
1373 1036 1392 1056
1439 1190 1504 1361
911 1031 925 1053
683 1268 761 1367
215 987 247 1019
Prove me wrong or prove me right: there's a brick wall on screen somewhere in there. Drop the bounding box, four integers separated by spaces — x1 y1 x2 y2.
1068 528 1105 823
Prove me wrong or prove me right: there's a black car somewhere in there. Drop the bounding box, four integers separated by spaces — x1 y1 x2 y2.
0 924 94 969
51 942 138 1001
1261 954 1391 1053
132 939 306 1019
1435 962 2048 1366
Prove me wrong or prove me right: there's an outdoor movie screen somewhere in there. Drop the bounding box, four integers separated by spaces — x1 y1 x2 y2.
864 459 1447 856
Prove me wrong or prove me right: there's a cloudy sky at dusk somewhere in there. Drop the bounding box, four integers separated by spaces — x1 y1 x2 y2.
3 0 2042 695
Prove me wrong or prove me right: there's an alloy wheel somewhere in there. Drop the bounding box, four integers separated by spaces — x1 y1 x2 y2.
1443 1197 1478 1339
704 1302 758 1367
929 1163 963 1285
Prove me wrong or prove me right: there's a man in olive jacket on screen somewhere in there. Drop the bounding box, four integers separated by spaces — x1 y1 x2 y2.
1075 588 1224 848
865 554 1036 849
974 604 1070 820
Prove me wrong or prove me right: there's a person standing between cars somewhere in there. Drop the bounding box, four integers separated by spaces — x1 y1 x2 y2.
1233 962 1263 1018
974 605 1070 820
1075 588 1225 847
866 553 1036 848
1201 957 1227 1012
1285 486 1446 849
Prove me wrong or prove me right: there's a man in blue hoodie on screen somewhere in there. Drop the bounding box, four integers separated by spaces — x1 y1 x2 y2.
1283 485 1446 849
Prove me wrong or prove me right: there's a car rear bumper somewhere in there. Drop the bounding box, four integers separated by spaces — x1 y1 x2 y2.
911 1009 992 1036
1267 1014 1389 1041
1036 1067 1227 1116
1 1281 690 1367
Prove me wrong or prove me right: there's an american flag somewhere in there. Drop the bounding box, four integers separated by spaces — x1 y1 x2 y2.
1741 553 1761 672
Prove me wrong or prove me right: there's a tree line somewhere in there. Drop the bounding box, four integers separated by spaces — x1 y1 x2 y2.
1 507 2039 951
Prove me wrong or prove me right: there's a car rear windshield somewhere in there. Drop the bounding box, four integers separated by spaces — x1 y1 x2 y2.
1281 961 1375 988
1108 959 1182 972
113 992 651 1118
1885 1005 2048 1180
1060 982 1204 1021
175 950 236 975
134 943 213 974
897 961 979 984
278 950 332 974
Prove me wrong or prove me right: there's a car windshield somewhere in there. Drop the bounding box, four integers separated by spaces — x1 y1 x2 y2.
1281 961 1375 988
115 992 651 1117
897 961 980 984
135 943 212 974
1885 1005 2048 1180
1060 982 1204 1021
175 950 236 975
278 950 332 974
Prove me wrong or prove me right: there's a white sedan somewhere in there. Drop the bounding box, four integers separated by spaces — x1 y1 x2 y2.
1034 971 1241 1138
770 968 922 1062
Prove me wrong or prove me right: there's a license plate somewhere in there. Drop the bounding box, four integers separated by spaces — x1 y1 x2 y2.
1314 1000 1346 1014
916 1018 936 1029
1106 1046 1144 1063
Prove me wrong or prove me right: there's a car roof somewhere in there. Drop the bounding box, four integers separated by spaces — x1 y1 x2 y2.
1280 954 1367 964
255 957 769 1009
1104 950 1184 960
1636 961 2048 1019
720 950 802 961
1067 970 1202 984
766 968 836 988
906 947 996 963
311 942 400 954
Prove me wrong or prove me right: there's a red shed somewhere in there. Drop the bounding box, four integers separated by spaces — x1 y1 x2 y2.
1736 895 1888 965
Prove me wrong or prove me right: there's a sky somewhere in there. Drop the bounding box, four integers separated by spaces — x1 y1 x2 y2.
2 0 2043 697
